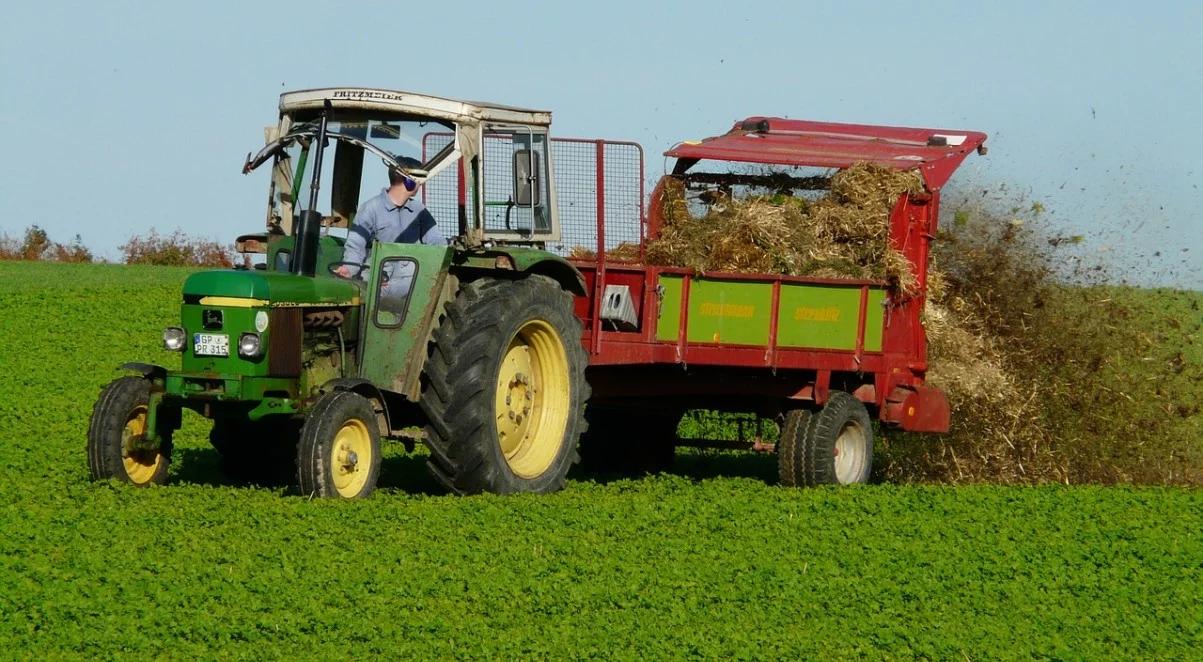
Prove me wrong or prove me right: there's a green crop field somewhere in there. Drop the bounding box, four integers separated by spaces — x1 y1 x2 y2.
1 262 1200 658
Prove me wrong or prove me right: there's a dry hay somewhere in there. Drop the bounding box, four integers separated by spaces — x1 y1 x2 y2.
568 242 642 262
644 163 923 292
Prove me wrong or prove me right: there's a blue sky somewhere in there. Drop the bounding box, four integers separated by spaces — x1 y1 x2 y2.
3 1 1200 286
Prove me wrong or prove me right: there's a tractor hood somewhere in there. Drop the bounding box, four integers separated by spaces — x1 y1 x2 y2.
182 270 361 307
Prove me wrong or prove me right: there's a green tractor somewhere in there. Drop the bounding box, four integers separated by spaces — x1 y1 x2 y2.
88 88 590 498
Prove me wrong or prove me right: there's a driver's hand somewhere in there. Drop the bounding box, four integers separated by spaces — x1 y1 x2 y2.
335 265 352 278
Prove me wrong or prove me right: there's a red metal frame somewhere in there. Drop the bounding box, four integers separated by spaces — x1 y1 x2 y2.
664 117 987 191
561 118 986 433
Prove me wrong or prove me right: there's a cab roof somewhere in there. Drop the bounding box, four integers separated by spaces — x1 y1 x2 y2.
279 87 552 127
666 117 988 190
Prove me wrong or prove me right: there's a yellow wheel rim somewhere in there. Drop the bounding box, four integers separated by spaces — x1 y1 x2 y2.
121 405 164 485
494 319 570 479
331 419 372 498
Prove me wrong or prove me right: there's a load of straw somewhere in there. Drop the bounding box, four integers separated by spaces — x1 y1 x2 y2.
567 242 642 262
643 163 924 292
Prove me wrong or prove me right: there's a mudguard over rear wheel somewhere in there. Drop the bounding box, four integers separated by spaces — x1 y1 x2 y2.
420 275 589 495
87 376 172 486
777 391 873 486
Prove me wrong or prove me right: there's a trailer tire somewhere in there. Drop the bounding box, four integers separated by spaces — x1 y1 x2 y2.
420 275 589 495
295 391 381 499
87 376 172 486
779 391 873 486
776 408 811 487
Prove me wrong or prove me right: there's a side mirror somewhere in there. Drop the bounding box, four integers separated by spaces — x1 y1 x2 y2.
512 149 541 207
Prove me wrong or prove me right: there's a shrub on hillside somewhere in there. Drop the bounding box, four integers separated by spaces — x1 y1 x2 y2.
0 225 93 262
120 229 243 267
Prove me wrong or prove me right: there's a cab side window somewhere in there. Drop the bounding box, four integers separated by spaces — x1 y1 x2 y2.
374 257 418 327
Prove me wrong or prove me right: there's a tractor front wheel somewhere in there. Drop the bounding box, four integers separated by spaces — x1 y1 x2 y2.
295 391 381 499
777 391 873 486
87 376 172 486
421 276 589 495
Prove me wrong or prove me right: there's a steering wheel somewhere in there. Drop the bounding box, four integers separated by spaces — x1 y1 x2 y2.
327 261 367 279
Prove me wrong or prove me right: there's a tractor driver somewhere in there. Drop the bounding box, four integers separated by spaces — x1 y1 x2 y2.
337 157 445 311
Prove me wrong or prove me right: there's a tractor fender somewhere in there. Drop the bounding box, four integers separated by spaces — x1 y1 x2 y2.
319 377 391 436
459 247 586 296
522 256 587 296
120 362 167 381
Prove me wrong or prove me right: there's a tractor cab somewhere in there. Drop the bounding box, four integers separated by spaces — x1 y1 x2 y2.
241 87 563 257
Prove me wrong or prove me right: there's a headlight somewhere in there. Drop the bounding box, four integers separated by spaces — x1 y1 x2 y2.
238 333 262 359
163 327 185 352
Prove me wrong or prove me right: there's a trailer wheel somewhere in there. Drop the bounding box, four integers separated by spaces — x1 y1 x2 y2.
210 418 300 484
778 391 873 486
421 275 589 495
776 409 811 487
295 391 381 499
87 376 172 486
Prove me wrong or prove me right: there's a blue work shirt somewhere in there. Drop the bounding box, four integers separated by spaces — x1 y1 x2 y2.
342 188 445 266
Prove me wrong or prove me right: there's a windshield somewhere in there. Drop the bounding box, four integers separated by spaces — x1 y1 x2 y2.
255 116 457 236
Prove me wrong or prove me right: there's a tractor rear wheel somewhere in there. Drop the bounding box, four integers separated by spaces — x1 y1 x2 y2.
87 376 172 486
295 391 381 499
777 391 873 486
420 276 589 495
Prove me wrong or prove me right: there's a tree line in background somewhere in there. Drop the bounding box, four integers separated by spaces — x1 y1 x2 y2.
0 225 242 267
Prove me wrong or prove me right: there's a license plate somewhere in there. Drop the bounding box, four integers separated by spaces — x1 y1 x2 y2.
194 333 229 357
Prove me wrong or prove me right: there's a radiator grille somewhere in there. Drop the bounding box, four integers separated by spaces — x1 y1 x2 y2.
268 308 303 377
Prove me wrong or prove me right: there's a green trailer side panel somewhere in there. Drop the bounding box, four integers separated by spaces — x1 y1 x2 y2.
864 289 885 352
776 285 886 351
687 279 773 346
657 276 886 351
655 275 683 342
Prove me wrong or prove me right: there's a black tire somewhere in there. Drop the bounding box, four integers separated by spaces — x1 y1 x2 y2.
579 405 679 475
777 391 873 486
420 275 589 495
87 376 172 486
295 391 381 499
210 418 300 485
776 408 811 487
